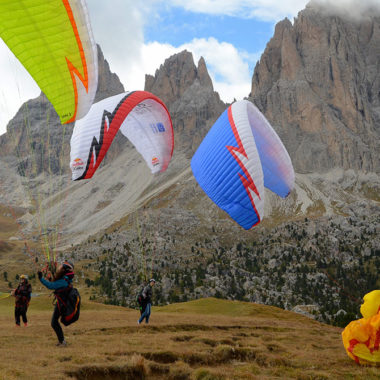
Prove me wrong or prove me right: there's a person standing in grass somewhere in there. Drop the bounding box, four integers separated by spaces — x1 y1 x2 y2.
38 261 75 346
12 274 32 327
138 278 156 325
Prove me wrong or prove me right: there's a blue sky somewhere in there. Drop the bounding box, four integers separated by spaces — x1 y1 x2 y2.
141 8 275 88
144 7 275 68
0 0 316 134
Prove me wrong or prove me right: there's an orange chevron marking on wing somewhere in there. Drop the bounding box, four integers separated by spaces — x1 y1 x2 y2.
62 0 89 124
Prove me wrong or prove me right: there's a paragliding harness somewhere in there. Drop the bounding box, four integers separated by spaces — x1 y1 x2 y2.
136 287 146 314
54 277 81 326
15 283 32 309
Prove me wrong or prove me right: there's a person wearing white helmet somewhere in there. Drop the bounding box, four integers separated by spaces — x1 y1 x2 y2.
138 278 156 325
13 274 32 327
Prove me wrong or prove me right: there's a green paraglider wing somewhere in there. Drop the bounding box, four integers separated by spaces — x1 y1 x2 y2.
0 0 98 124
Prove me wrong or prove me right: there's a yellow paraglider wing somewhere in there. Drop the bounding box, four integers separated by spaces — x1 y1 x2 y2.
0 0 98 124
361 290 380 319
342 290 380 365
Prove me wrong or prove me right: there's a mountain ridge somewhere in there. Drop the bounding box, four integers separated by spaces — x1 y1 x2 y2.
0 3 379 327
250 4 380 173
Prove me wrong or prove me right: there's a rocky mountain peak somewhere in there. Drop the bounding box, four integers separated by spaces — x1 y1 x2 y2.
197 56 213 89
95 45 125 102
250 3 380 173
145 50 212 105
145 50 226 155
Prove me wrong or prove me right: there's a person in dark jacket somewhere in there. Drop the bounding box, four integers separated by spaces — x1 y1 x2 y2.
38 261 74 346
138 278 156 325
13 274 32 327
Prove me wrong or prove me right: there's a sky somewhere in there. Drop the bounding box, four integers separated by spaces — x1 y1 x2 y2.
1 0 375 135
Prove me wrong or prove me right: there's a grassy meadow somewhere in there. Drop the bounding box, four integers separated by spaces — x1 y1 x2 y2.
0 295 378 380
0 207 379 379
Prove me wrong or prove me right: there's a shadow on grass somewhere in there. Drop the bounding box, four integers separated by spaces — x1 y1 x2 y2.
82 323 293 337
66 355 146 380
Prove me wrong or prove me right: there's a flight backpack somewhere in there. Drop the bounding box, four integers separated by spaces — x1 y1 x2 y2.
54 281 81 326
136 287 145 311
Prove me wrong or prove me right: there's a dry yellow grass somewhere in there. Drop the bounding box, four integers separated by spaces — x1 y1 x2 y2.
0 296 378 380
0 208 378 379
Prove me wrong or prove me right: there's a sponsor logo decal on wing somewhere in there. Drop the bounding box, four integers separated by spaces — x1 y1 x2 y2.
150 122 166 134
71 157 84 171
152 157 160 166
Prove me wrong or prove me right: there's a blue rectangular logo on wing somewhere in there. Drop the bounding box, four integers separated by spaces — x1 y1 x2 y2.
157 122 166 132
150 123 166 133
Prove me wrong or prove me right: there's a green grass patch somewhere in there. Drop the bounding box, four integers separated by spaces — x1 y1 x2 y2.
155 297 299 320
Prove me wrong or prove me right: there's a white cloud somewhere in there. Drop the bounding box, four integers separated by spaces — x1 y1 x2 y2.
89 1 260 103
87 0 145 88
0 40 40 135
121 41 178 91
123 37 255 102
166 0 309 21
310 0 380 20
136 37 258 101
181 38 256 101
87 0 311 97
163 0 380 21
99 0 380 96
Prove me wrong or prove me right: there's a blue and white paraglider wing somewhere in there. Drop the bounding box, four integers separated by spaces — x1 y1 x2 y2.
191 100 265 230
247 102 294 198
191 100 294 230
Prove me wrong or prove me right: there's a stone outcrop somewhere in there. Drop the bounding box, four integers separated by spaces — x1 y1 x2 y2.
145 50 226 155
250 2 380 173
94 45 125 103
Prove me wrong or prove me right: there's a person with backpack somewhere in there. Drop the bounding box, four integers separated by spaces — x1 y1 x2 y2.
12 274 32 327
136 287 146 316
138 278 156 325
38 261 76 346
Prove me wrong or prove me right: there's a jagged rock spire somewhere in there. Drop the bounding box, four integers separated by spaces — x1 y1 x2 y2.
250 5 380 173
145 50 225 155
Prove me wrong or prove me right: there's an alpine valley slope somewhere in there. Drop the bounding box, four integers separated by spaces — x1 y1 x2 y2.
0 2 379 327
